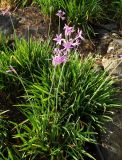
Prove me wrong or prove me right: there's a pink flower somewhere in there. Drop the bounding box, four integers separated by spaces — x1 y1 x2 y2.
72 39 80 47
63 39 74 51
75 28 84 41
56 10 65 20
53 34 64 45
53 48 62 55
52 55 67 66
64 24 74 36
52 24 84 68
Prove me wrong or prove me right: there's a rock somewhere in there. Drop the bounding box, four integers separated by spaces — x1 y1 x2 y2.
97 33 113 54
100 108 122 160
0 14 19 35
100 23 118 31
0 6 49 43
102 36 122 78
102 57 122 78
95 28 109 37
107 38 122 56
97 32 122 55
94 23 118 38
93 58 104 73
101 34 122 160
13 6 49 41
100 35 122 159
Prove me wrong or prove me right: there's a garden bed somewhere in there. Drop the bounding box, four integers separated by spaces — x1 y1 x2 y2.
0 1 122 160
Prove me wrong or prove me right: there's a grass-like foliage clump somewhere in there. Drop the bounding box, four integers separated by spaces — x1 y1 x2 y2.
35 0 103 34
0 35 118 159
34 0 122 35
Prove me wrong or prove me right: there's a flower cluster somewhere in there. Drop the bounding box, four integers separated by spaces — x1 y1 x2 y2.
56 10 65 20
52 11 84 66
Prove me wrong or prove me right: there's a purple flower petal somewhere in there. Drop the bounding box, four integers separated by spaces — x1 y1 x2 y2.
53 48 62 55
52 55 67 66
63 39 74 51
72 39 80 47
53 34 64 45
56 10 65 20
75 28 85 41
61 16 65 20
64 24 74 37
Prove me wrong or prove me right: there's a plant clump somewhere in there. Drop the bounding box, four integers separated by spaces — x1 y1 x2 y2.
0 5 121 160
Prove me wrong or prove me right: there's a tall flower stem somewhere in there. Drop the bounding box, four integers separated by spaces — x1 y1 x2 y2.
48 6 52 37
48 66 56 112
55 63 65 111
58 17 61 34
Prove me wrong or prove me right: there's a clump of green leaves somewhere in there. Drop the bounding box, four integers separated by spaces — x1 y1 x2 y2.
0 111 9 151
13 52 116 159
0 38 52 93
0 38 119 159
11 0 32 7
34 0 58 14
33 0 103 35
58 0 103 34
33 0 122 36
0 110 17 159
104 0 122 20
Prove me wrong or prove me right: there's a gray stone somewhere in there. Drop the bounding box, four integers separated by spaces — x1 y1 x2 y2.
102 57 122 78
95 28 109 37
13 6 49 40
101 23 118 31
100 35 122 159
0 14 19 35
100 108 122 160
107 39 122 55
96 32 121 55
94 23 118 38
